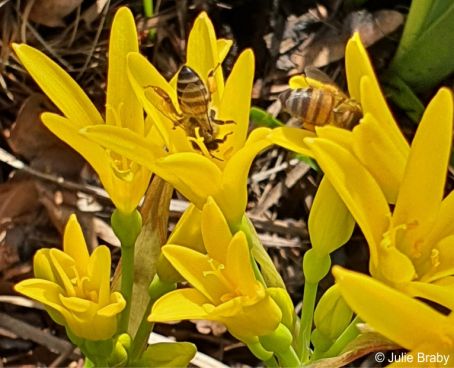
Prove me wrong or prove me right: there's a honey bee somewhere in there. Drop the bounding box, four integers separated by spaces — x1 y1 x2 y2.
147 65 233 154
279 67 362 131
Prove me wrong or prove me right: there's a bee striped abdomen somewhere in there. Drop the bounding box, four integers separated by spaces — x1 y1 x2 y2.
177 66 210 116
280 88 335 127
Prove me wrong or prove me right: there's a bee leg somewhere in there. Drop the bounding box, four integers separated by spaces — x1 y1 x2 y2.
172 117 187 130
144 85 183 122
213 131 233 145
209 109 235 125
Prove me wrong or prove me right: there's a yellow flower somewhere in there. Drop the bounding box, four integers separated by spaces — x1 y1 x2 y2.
268 33 412 259
149 197 290 344
13 7 152 214
84 12 251 166
15 215 125 340
333 266 454 367
306 88 454 310
82 12 270 225
270 33 410 203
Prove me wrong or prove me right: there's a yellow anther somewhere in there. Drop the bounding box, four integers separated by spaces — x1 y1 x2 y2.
430 248 440 268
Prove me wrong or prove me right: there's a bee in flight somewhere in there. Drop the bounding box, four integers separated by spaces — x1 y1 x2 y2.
279 67 362 131
146 65 234 156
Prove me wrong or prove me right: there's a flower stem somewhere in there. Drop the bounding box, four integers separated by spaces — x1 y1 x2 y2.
298 281 318 363
119 246 134 333
275 346 300 367
264 356 279 367
111 209 142 334
129 276 176 361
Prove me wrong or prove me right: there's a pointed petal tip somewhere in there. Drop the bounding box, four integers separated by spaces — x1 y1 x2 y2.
196 11 209 21
11 43 22 52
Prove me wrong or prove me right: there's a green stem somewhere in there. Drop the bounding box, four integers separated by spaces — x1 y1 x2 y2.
130 298 154 359
275 346 300 367
111 209 142 334
298 281 318 363
129 275 176 362
119 245 134 333
319 316 360 359
143 0 153 17
264 356 279 367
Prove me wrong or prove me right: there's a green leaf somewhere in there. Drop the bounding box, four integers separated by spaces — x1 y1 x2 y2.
130 342 197 367
250 107 284 128
294 153 319 171
389 0 454 92
381 72 425 123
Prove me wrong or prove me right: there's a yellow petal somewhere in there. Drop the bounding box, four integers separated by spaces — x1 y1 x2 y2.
315 126 353 150
393 88 453 253
106 7 143 134
149 288 211 322
63 215 89 273
305 138 390 265
308 177 355 256
420 235 454 283
217 39 233 62
12 44 103 127
127 52 177 147
201 197 232 262
88 246 112 305
41 113 111 185
161 245 226 303
345 34 409 157
186 12 223 103
377 246 416 284
351 114 407 203
333 266 449 351
33 249 56 282
15 279 69 318
220 137 273 224
217 49 254 155
360 76 409 159
225 231 258 297
402 281 454 311
289 75 310 89
168 204 205 253
426 191 454 246
268 127 315 156
49 249 77 296
97 292 126 317
82 125 164 170
153 153 223 209
345 33 376 102
213 294 281 341
59 295 92 313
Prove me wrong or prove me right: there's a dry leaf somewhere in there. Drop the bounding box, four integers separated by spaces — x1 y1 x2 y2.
29 0 83 27
280 10 404 72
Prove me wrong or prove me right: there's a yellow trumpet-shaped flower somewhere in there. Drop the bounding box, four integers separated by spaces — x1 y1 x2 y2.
149 197 289 344
268 33 412 259
306 88 454 310
13 7 153 214
82 12 271 225
270 33 410 203
84 11 252 166
333 267 454 367
15 215 125 340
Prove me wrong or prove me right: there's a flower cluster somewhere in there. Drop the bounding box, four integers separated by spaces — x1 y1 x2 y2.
11 4 454 368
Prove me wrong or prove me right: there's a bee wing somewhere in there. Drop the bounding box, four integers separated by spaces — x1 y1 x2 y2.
304 67 349 98
144 86 182 121
304 67 337 85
